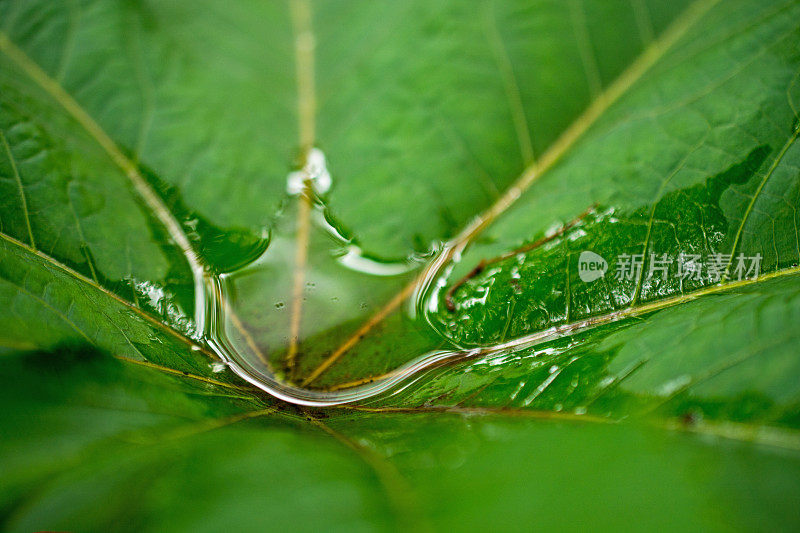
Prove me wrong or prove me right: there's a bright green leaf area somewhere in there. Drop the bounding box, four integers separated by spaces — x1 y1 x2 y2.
1 0 800 530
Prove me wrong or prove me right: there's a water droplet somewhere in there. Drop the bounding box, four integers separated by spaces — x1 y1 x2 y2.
574 406 587 415
570 378 579 388
211 362 226 373
599 376 615 388
336 244 417 275
286 147 332 195
658 374 691 396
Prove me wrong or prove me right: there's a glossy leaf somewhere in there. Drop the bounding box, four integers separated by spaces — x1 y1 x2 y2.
1 0 800 530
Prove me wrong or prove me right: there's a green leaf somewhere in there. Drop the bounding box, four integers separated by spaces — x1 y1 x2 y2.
3 350 800 531
2 0 800 530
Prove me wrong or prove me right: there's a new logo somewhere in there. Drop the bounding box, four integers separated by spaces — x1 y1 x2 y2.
578 251 608 282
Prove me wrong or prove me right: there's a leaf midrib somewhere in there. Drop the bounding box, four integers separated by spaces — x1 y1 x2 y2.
5 224 800 398
0 28 205 298
307 0 723 380
3 3 799 522
0 0 793 413
0 230 241 392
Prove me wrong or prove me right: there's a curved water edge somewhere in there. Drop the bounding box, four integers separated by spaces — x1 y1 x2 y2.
199 243 617 406
194 149 620 406
201 247 464 406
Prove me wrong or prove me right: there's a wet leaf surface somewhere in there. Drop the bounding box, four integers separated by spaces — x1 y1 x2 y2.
1 0 800 530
